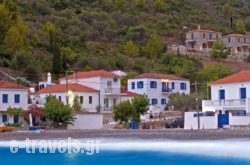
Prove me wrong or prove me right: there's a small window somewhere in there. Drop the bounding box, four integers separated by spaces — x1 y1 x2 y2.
180 83 187 90
58 96 61 101
80 96 83 104
2 114 8 123
2 94 8 103
161 99 166 105
107 81 112 87
131 82 135 89
137 81 144 89
191 33 194 39
203 33 205 38
171 82 175 89
209 33 212 40
150 81 157 88
151 98 158 105
237 47 241 52
14 94 20 103
238 38 240 43
228 38 231 43
89 96 92 104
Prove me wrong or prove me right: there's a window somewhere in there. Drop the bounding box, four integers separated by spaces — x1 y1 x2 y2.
151 98 158 105
14 94 20 103
161 99 166 105
244 38 246 43
203 33 205 38
237 47 241 52
58 96 61 101
171 82 175 89
209 33 212 40
240 88 246 99
89 96 92 104
191 33 194 39
104 98 109 107
14 115 19 124
131 82 135 89
137 81 144 89
202 43 206 48
2 114 7 123
180 83 186 90
107 81 112 87
80 96 83 104
150 81 157 88
228 38 231 43
2 94 8 103
238 38 240 43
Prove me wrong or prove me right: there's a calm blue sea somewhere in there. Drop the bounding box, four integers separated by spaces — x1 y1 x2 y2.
1 139 250 165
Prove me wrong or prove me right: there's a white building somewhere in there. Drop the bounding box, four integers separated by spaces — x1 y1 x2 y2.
0 81 29 124
37 83 99 112
59 70 133 112
185 70 250 129
127 73 190 111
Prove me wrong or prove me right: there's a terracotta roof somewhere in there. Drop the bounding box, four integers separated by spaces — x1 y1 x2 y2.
131 73 187 81
61 70 119 80
223 34 250 38
122 91 140 97
209 70 250 85
0 81 28 89
188 29 221 34
37 83 98 94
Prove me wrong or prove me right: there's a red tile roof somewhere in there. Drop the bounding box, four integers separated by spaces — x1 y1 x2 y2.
37 83 98 94
0 81 28 89
188 29 221 34
209 70 250 85
61 70 119 80
223 34 250 38
131 73 187 81
122 91 140 97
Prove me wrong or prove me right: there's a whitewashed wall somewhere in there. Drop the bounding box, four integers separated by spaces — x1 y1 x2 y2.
68 114 103 129
184 112 218 130
229 113 250 126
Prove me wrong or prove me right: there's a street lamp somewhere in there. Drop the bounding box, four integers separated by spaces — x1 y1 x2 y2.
65 71 75 106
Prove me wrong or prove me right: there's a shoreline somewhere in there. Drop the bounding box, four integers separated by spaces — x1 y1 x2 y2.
1 129 250 141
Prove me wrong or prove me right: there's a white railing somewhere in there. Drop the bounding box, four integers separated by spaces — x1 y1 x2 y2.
203 99 246 107
104 88 121 95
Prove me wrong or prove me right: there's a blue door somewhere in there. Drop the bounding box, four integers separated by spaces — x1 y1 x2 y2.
14 115 19 124
240 88 246 99
219 89 225 100
218 114 229 128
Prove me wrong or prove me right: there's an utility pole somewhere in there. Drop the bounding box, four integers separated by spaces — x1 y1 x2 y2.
194 81 200 130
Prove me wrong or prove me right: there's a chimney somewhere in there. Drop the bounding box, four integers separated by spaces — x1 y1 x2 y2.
47 72 51 84
198 25 200 30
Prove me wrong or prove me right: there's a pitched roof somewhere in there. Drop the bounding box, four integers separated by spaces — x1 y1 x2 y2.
223 34 250 38
122 91 140 97
0 81 28 89
37 83 98 94
61 70 119 80
188 29 221 34
131 73 187 81
209 70 250 85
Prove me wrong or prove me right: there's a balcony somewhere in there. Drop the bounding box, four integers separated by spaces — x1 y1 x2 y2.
162 88 172 94
202 99 249 112
104 88 121 95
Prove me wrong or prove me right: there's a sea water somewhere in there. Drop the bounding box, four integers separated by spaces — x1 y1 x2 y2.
0 138 250 165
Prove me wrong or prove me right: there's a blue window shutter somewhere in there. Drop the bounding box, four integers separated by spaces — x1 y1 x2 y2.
240 88 246 99
132 82 135 89
2 94 8 103
180 83 186 90
2 114 8 123
141 81 144 88
161 99 166 104
219 90 225 100
171 82 175 89
14 94 20 103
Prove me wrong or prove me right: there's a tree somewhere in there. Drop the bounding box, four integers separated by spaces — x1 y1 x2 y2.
222 3 232 18
72 95 82 113
123 40 140 57
43 95 75 128
145 33 165 63
210 39 229 62
153 0 168 12
235 20 246 34
6 107 24 115
24 105 43 126
113 100 135 124
131 95 149 122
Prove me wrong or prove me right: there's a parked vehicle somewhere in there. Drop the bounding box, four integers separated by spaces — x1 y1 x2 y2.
165 117 184 128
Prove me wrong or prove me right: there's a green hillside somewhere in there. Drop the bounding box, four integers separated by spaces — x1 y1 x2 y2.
0 0 250 82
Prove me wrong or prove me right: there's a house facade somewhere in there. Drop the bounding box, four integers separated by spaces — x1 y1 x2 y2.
127 73 190 111
0 81 29 124
185 26 222 53
59 70 131 112
185 70 250 129
223 34 250 61
37 83 99 112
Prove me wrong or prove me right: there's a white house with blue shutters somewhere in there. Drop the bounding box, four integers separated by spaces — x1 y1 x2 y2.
0 81 29 125
185 70 250 130
127 73 190 111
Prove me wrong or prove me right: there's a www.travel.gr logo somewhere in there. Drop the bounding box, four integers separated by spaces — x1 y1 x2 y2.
9 137 101 155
